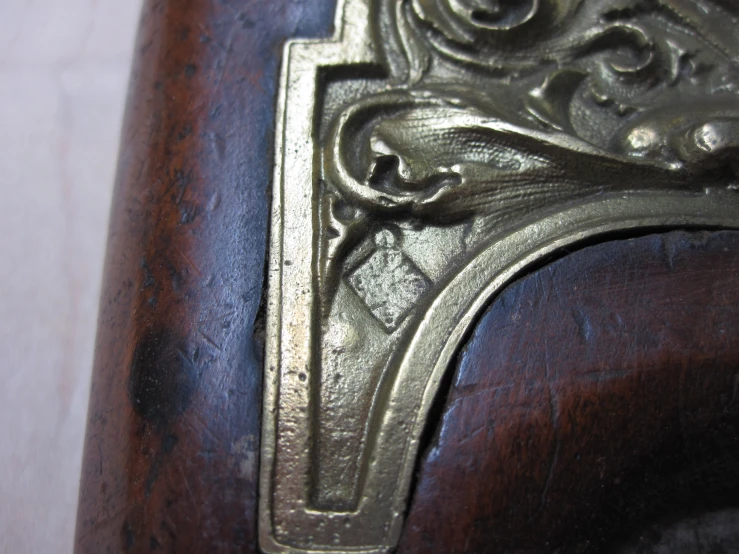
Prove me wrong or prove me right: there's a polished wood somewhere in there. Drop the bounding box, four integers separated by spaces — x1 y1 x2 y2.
400 230 739 554
74 1 335 552
74 1 739 552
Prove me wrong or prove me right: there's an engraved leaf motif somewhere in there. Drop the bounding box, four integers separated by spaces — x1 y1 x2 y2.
525 69 588 132
325 91 699 223
411 0 580 45
375 0 432 84
355 0 739 209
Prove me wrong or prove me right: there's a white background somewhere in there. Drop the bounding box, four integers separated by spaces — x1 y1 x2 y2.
0 1 143 552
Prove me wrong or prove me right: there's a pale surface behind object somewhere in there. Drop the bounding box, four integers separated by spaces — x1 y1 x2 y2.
0 1 142 552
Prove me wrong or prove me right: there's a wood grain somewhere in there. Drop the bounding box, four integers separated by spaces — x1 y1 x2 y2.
74 1 335 552
74 1 739 552
399 230 739 554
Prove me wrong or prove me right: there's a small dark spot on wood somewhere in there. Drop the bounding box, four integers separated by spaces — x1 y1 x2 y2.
121 520 135 551
139 39 153 56
172 167 194 198
144 455 160 497
237 13 256 29
150 535 161 550
253 285 269 351
141 258 156 290
129 328 198 428
140 258 159 307
233 524 248 545
179 202 200 225
176 123 192 142
162 433 179 454
184 63 197 78
165 261 183 291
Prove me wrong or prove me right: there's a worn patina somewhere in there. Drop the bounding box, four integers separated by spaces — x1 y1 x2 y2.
260 0 739 552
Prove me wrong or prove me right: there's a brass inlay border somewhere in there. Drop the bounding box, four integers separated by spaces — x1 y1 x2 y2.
260 0 739 551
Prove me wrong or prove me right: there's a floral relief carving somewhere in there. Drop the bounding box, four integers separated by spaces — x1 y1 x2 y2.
333 0 739 215
260 1 739 552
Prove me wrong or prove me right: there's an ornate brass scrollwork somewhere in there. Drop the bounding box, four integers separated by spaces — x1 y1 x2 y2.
260 0 739 551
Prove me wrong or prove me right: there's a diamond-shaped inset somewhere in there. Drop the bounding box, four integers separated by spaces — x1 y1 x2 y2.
347 232 430 332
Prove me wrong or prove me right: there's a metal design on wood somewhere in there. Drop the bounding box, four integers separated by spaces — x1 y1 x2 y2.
260 0 739 551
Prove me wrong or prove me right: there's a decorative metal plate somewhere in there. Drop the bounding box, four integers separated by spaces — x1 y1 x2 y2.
260 0 739 551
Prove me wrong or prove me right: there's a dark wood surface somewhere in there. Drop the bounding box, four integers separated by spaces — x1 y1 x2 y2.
399 230 739 554
73 1 335 552
74 1 739 553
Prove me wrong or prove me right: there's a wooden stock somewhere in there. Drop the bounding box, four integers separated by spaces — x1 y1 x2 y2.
400 231 739 553
75 1 739 552
74 1 336 552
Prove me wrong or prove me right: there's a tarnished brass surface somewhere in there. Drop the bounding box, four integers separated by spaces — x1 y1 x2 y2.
260 0 739 551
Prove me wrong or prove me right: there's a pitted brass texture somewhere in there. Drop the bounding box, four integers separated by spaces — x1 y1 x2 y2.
260 0 739 552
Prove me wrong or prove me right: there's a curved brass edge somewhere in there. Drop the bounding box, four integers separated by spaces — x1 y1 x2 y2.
260 1 378 552
259 0 739 550
372 191 739 549
262 183 739 553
